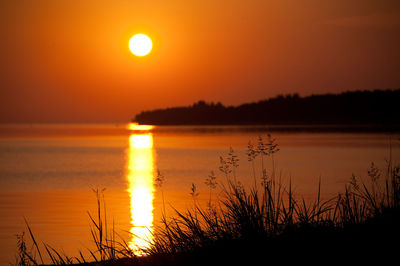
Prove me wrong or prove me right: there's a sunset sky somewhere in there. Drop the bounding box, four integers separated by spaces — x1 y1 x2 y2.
0 0 399 123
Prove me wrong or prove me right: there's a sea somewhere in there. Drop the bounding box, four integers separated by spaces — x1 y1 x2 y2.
0 124 399 264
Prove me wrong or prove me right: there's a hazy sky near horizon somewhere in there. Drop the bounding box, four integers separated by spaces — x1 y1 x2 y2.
1 0 399 123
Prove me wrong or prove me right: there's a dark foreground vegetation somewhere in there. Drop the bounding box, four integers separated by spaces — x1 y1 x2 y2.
15 135 400 265
134 89 400 127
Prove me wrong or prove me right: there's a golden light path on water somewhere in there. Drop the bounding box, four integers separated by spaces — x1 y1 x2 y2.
126 131 155 254
128 123 154 131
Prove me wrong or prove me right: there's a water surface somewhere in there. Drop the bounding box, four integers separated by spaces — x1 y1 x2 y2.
0 124 399 264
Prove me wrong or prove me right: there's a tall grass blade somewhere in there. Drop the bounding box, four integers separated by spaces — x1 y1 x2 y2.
23 218 43 265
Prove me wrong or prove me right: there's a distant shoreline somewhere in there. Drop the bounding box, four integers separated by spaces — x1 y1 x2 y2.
144 124 400 134
133 89 400 128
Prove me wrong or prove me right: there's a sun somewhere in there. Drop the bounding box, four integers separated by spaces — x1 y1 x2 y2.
129 34 152 57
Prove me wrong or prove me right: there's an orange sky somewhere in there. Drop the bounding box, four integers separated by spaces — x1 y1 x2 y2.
0 0 399 123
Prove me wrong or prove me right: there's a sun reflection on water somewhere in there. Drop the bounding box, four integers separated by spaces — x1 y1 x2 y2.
127 123 154 131
126 133 155 254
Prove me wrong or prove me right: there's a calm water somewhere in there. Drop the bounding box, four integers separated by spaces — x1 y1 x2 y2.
0 124 399 263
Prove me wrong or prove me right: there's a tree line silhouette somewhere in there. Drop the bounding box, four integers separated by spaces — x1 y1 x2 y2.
133 89 400 126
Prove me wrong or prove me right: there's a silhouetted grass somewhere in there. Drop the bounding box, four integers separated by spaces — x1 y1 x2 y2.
13 134 400 265
146 135 400 264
